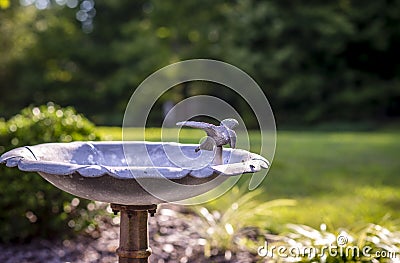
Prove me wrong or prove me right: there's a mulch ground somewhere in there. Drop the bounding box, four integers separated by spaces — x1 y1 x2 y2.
0 204 261 263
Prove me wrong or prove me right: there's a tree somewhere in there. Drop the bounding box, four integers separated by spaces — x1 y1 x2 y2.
0 0 399 127
222 0 400 124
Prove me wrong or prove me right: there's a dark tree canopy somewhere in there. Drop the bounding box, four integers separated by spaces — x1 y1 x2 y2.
0 0 399 127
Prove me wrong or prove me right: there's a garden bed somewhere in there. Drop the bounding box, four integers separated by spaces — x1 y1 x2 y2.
0 204 258 263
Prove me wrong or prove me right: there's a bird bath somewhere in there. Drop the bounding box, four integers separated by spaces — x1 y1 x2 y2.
0 120 269 262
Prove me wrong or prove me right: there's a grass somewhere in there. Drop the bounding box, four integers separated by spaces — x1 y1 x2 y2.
96 127 400 231
266 132 400 231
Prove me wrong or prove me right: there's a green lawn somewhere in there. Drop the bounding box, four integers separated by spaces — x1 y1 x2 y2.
264 132 400 231
97 127 400 230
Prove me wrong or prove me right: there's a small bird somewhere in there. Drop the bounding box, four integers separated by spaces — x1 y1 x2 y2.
176 118 238 152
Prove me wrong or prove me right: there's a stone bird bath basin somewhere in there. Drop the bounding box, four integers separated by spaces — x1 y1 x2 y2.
0 138 269 262
0 141 268 205
0 117 271 262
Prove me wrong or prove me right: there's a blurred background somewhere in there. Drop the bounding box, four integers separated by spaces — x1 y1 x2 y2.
1 0 399 128
0 1 399 262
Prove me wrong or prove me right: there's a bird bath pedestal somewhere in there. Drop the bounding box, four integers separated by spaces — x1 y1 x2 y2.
110 204 157 263
0 121 269 262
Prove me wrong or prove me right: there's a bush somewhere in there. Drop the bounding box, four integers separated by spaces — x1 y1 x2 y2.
0 103 102 243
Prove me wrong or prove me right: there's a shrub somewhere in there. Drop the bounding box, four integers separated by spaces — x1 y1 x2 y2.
0 103 102 243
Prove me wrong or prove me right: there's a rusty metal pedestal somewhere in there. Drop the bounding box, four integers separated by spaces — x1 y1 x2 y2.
111 204 157 263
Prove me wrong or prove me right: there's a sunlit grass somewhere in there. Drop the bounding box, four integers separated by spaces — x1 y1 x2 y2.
96 127 400 230
97 126 204 142
264 132 400 231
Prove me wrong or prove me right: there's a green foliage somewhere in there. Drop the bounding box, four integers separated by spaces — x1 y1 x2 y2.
0 103 101 243
223 0 400 124
191 185 296 256
1 1 399 126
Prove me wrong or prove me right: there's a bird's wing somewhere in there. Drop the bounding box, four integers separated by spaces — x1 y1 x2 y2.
228 129 237 148
176 121 219 137
221 119 239 129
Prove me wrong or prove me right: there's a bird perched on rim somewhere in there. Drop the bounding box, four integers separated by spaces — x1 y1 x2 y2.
176 118 239 152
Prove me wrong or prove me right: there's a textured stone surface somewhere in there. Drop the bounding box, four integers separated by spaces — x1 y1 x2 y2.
0 141 268 204
0 141 268 179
